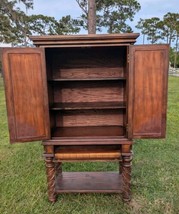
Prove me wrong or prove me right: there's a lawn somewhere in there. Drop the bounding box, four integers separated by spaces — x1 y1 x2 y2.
0 76 179 214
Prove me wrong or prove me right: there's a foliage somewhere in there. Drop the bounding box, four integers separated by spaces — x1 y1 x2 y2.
136 17 161 44
170 48 179 68
159 13 179 46
0 1 80 46
136 12 179 67
0 0 33 44
0 76 179 213
136 13 179 46
28 15 80 36
26 15 58 35
56 15 80 35
76 0 141 33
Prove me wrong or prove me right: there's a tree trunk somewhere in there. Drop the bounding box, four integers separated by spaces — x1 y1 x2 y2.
143 34 145 44
174 35 179 69
88 0 96 34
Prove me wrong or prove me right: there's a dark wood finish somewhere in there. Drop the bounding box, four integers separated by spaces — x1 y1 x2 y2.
128 45 169 138
44 145 54 155
52 68 124 79
2 48 50 143
53 81 125 103
50 101 126 110
49 77 125 81
30 33 139 47
51 126 125 138
43 138 132 146
2 34 169 203
45 157 56 202
46 46 126 79
121 155 132 202
54 145 121 160
121 144 132 202
55 109 124 127
55 162 62 178
55 172 123 193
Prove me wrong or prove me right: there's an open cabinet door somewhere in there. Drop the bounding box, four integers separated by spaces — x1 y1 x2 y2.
3 48 50 143
128 45 169 139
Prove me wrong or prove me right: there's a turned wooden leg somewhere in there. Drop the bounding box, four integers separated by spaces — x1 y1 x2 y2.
45 157 56 203
55 161 62 177
121 154 132 202
119 157 123 174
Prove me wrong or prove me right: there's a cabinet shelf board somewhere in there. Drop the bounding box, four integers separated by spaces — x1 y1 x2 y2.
51 126 125 140
50 102 126 110
55 172 123 193
43 136 132 145
48 77 126 82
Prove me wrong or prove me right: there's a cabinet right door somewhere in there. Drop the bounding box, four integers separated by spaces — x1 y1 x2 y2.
128 45 169 139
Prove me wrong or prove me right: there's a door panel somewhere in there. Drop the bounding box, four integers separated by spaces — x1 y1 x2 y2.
3 48 50 143
128 45 169 138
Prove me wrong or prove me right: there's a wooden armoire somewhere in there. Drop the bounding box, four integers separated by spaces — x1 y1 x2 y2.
2 33 169 202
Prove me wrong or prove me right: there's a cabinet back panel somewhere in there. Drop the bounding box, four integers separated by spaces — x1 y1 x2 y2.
55 109 124 127
52 126 125 137
53 81 125 103
53 67 124 79
46 47 126 79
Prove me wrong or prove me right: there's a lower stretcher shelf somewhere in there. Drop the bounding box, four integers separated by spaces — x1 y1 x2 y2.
55 172 123 193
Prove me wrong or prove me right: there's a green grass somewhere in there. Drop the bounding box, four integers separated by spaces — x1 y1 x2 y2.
0 76 179 214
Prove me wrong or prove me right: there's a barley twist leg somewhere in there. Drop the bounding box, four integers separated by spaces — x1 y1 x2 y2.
121 154 132 202
45 157 56 202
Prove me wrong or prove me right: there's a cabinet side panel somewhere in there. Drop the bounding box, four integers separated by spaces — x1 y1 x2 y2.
129 45 169 138
3 49 50 143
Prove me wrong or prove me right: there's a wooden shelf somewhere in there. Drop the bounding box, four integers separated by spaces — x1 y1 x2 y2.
51 126 125 138
50 102 126 110
48 77 126 82
55 172 123 193
43 137 131 145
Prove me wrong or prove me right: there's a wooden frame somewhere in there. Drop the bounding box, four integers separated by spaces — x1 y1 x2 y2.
2 33 169 203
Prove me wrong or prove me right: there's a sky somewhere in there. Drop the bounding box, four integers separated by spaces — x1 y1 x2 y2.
1 0 179 46
26 0 179 44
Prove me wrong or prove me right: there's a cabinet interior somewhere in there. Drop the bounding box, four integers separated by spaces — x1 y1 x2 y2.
45 46 128 139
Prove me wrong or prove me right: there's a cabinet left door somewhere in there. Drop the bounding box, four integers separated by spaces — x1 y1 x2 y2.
2 48 50 143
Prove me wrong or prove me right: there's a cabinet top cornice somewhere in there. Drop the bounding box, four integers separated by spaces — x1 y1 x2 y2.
30 33 140 47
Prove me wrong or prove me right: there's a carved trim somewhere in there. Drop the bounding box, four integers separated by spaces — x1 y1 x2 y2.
45 157 56 202
121 152 133 202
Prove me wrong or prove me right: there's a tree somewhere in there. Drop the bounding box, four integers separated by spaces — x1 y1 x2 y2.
28 15 59 35
28 15 80 35
159 13 179 46
56 15 80 35
174 27 179 68
88 0 96 34
1 1 80 46
170 47 179 68
0 0 33 44
136 13 179 46
136 13 179 68
160 13 179 68
136 17 161 44
76 0 141 33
